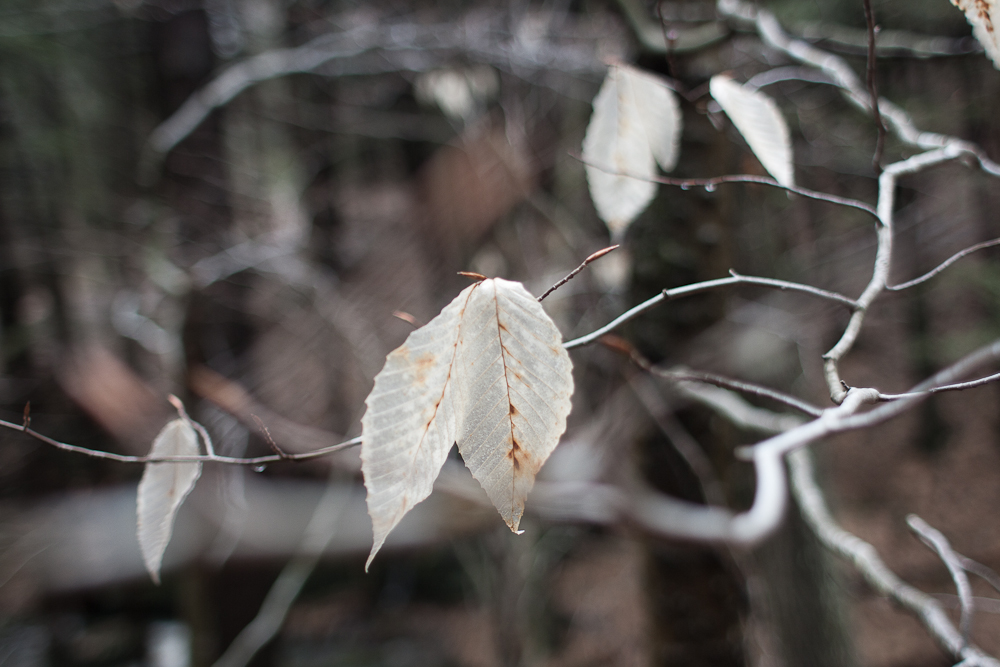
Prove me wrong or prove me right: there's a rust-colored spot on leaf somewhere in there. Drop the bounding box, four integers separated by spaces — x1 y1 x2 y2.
413 352 436 387
509 403 518 417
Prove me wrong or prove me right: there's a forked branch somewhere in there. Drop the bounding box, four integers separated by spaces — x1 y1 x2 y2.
789 448 999 666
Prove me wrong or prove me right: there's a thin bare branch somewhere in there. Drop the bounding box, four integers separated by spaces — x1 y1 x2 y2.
659 369 824 417
604 336 824 416
212 473 349 667
538 245 619 302
908 515 975 646
565 273 857 349
878 371 1000 400
629 374 728 506
0 418 360 464
937 595 1000 618
789 447 1000 666
887 238 1000 291
727 270 860 308
959 557 1000 598
675 381 809 435
251 415 291 460
572 153 879 218
862 0 887 171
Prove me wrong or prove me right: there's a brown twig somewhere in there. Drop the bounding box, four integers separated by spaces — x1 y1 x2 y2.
537 245 619 302
887 238 1000 291
458 271 488 281
655 1 679 79
392 310 424 329
251 414 291 460
600 334 825 417
862 0 886 172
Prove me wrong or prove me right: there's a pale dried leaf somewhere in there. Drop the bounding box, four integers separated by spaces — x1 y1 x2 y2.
582 64 682 237
361 286 473 569
137 418 202 584
710 75 794 186
361 279 574 565
951 0 1000 68
456 279 574 531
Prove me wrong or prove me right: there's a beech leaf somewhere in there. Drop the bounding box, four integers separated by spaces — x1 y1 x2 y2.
582 64 682 237
361 286 470 570
951 0 1000 69
710 75 794 187
361 278 574 568
455 279 574 532
137 418 203 584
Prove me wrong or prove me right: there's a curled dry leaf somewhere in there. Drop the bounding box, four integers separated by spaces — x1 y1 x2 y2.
361 278 574 569
710 75 794 187
951 0 1000 68
137 418 203 584
582 64 682 237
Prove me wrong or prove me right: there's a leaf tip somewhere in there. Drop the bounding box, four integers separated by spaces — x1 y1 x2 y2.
365 545 381 573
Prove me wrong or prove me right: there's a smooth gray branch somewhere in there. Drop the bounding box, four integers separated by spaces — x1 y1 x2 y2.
789 448 1000 666
878 371 1000 400
959 557 1000 598
908 515 975 647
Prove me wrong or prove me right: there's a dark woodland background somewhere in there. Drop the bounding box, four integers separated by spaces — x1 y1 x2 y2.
0 0 999 665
